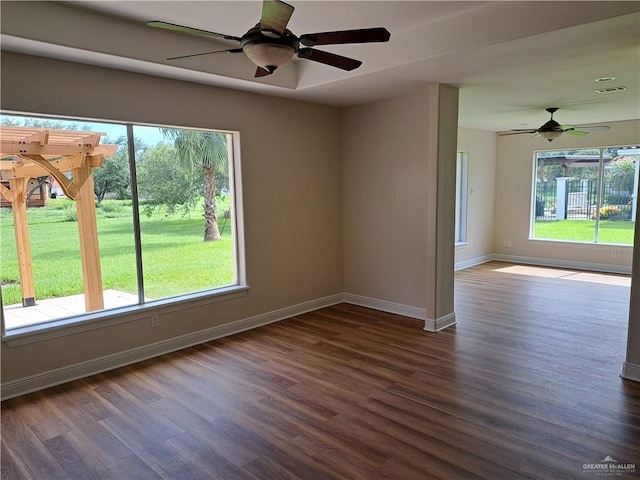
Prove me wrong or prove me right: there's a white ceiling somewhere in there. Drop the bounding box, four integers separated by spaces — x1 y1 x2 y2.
1 1 639 132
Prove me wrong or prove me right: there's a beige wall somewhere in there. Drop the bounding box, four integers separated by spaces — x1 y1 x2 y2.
341 85 458 327
1 53 343 382
494 120 639 271
341 91 431 309
456 127 496 267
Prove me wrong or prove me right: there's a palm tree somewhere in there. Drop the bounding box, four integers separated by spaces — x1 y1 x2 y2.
161 128 229 241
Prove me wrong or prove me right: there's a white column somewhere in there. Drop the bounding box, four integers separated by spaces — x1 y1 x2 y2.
622 176 640 382
424 84 459 332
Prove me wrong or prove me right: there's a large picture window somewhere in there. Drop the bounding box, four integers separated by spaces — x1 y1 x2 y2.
531 146 639 245
0 113 244 333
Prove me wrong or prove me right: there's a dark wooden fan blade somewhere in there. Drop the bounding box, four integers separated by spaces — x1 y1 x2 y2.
298 48 362 71
147 21 242 42
167 48 243 60
255 66 272 77
299 28 390 46
260 0 294 37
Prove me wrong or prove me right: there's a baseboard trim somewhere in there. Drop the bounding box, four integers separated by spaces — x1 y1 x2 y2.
424 311 457 332
621 362 640 382
0 294 344 400
455 254 494 271
343 293 426 320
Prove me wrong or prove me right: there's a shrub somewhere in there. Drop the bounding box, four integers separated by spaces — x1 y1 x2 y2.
594 205 632 221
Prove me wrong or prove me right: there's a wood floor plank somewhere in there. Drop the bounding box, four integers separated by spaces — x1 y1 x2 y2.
42 433 112 480
209 415 345 480
43 385 134 467
0 407 69 479
0 441 30 480
8 391 71 442
163 431 255 480
2 261 638 479
105 453 163 480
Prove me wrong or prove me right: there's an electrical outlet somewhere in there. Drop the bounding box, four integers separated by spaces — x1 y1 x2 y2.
151 315 160 328
611 250 617 257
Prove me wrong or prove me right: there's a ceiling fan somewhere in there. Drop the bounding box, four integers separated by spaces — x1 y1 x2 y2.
147 0 390 77
499 107 611 142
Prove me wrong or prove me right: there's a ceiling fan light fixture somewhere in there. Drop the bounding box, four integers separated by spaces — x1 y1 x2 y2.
149 0 390 76
243 42 295 72
540 130 562 142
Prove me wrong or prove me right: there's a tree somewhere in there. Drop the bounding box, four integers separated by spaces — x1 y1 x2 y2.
608 156 637 193
93 136 134 203
161 129 229 241
136 143 201 218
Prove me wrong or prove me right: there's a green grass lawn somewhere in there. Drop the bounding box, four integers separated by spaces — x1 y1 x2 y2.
534 219 635 244
0 198 234 306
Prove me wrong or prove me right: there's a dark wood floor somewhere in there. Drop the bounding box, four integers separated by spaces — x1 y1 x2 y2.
2 261 639 479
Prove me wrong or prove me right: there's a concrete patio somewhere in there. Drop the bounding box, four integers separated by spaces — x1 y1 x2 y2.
3 290 140 330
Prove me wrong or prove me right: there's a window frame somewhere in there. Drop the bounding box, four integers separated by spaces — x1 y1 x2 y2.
0 111 247 345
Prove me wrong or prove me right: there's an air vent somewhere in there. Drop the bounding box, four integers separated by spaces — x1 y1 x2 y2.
595 86 628 93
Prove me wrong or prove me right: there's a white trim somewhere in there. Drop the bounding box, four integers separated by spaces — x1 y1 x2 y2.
424 311 457 332
621 362 640 382
455 254 494 271
0 294 343 400
493 253 632 275
343 293 427 320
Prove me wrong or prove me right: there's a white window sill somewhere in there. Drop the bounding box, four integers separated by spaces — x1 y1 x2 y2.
2 285 249 347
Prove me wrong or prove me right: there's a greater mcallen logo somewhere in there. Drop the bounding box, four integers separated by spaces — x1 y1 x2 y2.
583 456 636 476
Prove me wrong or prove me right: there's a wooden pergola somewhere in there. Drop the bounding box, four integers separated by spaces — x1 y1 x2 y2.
0 126 117 311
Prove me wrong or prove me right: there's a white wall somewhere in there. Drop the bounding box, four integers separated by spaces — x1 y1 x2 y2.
494 120 639 272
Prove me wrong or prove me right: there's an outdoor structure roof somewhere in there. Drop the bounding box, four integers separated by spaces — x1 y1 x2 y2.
0 126 117 312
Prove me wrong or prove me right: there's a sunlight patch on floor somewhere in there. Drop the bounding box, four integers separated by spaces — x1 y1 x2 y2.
566 272 631 287
494 264 631 287
495 265 575 278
